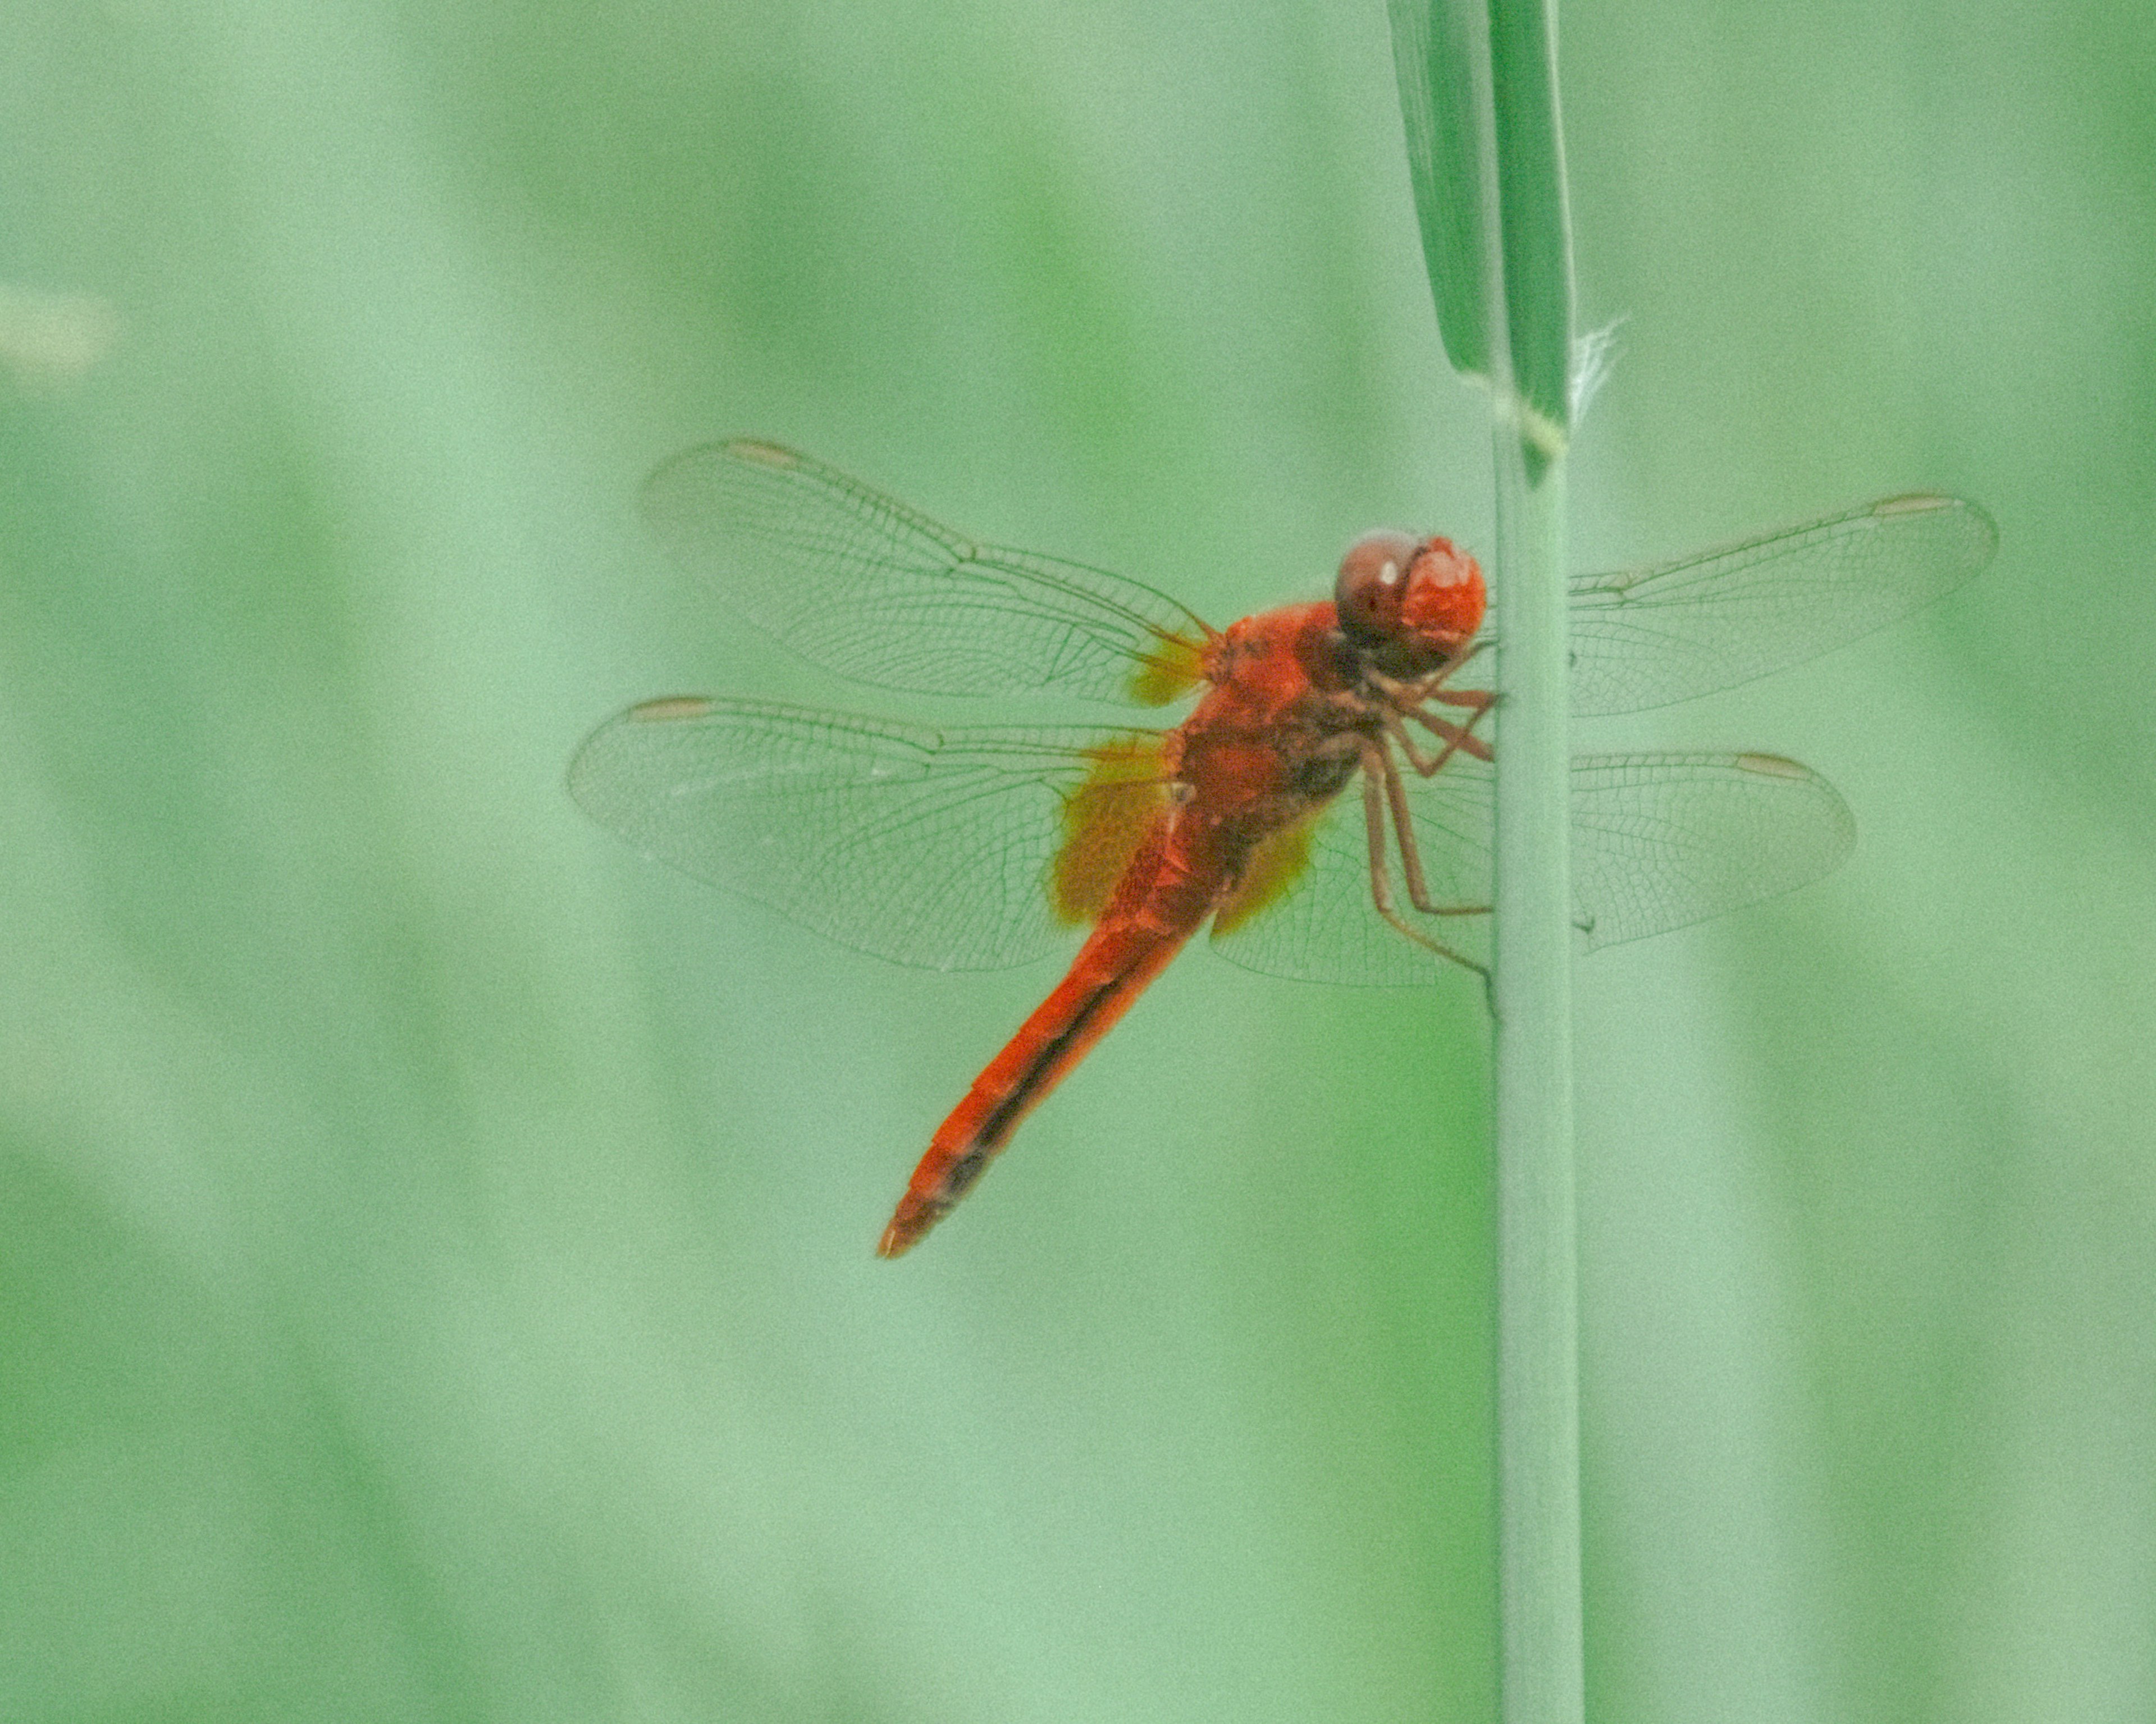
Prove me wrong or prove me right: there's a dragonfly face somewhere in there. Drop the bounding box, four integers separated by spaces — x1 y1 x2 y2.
1333 530 1487 679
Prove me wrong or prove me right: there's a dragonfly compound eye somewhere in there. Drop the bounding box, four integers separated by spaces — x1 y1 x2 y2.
1334 530 1422 645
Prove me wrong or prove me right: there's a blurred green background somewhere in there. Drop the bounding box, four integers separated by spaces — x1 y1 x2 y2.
3 1 2150 1720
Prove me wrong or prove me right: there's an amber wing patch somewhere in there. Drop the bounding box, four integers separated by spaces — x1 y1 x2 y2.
1127 629 1207 707
1052 736 1167 926
1211 813 1319 936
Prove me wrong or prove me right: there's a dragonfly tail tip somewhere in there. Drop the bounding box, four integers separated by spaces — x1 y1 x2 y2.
876 1195 946 1259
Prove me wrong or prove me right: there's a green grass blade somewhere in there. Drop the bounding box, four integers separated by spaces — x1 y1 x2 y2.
1489 0 1575 457
1388 0 1492 382
1391 0 1575 460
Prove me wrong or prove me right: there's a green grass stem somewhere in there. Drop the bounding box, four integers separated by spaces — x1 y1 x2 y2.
1390 2 1581 1720
1489 442 1579 1724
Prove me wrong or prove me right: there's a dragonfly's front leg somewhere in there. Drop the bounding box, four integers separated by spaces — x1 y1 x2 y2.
1358 739 1487 978
1381 685 1497 779
1385 706 1490 774
1364 662 1496 774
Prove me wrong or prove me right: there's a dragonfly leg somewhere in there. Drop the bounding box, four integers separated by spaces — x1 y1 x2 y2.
1374 739 1489 921
1359 742 1488 978
1381 638 1492 699
1385 705 1492 775
1407 687 1497 767
1368 645 1491 710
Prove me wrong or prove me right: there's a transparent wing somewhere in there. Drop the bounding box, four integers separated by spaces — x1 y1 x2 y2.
1561 752 1855 945
1559 494 1997 715
1210 751 1854 986
570 697 1154 971
1206 776 1495 987
641 441 1211 705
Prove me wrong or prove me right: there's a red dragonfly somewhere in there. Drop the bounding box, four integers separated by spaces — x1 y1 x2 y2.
571 441 1994 1255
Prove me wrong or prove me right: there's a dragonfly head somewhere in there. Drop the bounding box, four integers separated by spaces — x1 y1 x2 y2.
1334 531 1487 673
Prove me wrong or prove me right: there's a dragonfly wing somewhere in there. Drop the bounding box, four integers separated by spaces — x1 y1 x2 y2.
1561 494 1997 715
1562 752 1854 948
1208 751 1853 985
570 698 1158 971
642 441 1211 705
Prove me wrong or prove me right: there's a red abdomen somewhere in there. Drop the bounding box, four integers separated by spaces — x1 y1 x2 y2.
878 820 1232 1256
879 606 1340 1257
